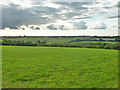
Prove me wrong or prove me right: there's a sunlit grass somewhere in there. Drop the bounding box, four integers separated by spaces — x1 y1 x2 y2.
2 46 118 88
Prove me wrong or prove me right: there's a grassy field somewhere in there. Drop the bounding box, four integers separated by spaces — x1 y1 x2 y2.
2 46 118 88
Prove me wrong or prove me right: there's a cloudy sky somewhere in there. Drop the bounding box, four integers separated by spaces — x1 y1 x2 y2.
0 0 119 36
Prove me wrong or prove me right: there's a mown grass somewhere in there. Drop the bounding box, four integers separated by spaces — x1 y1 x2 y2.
2 46 118 88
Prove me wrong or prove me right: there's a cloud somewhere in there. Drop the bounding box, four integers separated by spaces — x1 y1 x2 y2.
34 27 40 30
58 25 66 30
113 25 117 27
2 1 95 29
1 0 117 30
47 23 71 30
17 25 41 30
29 25 40 30
72 16 92 20
107 16 119 19
2 3 56 29
47 21 88 30
92 22 107 29
72 21 88 30
47 24 57 30
43 2 62 9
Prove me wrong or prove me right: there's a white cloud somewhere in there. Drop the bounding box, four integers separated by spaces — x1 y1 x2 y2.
2 0 32 8
43 2 61 9
72 21 88 30
92 22 107 29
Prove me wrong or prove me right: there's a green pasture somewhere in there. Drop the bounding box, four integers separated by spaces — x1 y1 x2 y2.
2 46 118 88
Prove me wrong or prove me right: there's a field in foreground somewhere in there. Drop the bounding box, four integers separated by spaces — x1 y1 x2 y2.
2 46 118 88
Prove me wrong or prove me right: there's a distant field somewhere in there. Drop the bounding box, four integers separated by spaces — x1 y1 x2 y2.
2 46 118 88
70 41 117 44
2 37 118 44
2 37 77 44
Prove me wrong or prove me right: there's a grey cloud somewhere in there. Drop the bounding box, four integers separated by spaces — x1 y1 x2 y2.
3 2 92 29
58 25 68 30
54 2 91 13
1 2 94 29
2 3 56 29
47 24 68 30
29 26 34 29
1 1 113 30
35 27 40 30
33 6 61 14
113 25 117 27
33 2 89 21
58 25 66 30
28 25 40 30
47 24 57 30
107 16 119 19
